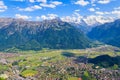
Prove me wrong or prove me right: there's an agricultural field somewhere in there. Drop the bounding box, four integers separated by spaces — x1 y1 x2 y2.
0 45 120 80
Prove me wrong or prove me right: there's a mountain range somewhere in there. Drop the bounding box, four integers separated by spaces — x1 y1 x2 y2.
88 19 120 47
0 17 120 51
0 18 91 50
62 16 114 33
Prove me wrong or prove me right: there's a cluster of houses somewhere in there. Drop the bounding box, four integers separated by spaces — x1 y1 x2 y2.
0 53 120 80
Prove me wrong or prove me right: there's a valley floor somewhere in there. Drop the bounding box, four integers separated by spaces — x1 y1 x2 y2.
0 45 120 80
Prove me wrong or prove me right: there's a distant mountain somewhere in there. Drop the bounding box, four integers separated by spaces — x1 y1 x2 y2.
88 19 120 47
68 22 91 34
0 18 91 50
61 16 114 33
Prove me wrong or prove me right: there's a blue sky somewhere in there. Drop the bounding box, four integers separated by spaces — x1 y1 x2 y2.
0 0 120 22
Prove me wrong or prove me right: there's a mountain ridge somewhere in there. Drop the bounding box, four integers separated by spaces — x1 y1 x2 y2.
0 18 91 50
88 19 120 47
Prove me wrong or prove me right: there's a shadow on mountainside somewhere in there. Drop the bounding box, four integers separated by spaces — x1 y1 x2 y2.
74 54 120 68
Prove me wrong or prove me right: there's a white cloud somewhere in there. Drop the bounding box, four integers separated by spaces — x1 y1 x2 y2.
91 0 96 4
83 15 114 26
61 12 83 24
114 6 120 10
61 16 78 24
95 11 110 15
112 10 120 14
39 14 58 20
75 9 80 12
47 14 58 19
36 16 41 20
75 0 89 6
40 1 62 8
40 3 56 8
0 1 7 12
19 5 42 11
89 8 95 12
90 0 112 5
61 11 115 26
0 10 5 12
96 7 100 10
13 0 25 2
111 10 120 18
29 0 34 3
92 4 96 6
40 15 47 20
91 0 96 6
15 14 32 20
18 1 62 10
98 0 111 4
36 0 46 3
51 1 62 5
94 9 120 19
95 11 104 15
29 0 46 3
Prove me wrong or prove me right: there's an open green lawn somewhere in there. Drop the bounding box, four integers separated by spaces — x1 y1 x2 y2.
7 48 119 62
68 77 78 80
6 49 118 71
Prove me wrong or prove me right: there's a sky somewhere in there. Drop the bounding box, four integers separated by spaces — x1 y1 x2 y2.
0 0 120 23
